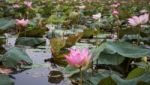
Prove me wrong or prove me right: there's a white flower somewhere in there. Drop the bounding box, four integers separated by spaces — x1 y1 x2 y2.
92 13 101 20
45 24 55 32
78 5 86 10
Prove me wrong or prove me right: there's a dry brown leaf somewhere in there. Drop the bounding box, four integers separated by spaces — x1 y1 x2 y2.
0 67 13 75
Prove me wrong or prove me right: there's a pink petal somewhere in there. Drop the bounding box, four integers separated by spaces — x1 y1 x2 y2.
139 13 149 24
132 16 140 25
112 10 119 15
128 18 138 26
142 13 149 24
139 15 146 24
13 4 20 8
24 1 32 8
81 48 89 57
65 48 91 68
16 19 29 27
65 55 75 67
92 13 101 20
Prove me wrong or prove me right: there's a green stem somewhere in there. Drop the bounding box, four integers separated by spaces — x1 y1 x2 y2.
62 28 65 40
91 59 94 76
26 9 29 19
79 67 83 85
17 26 21 36
25 28 26 39
117 26 120 41
116 16 121 41
137 26 141 45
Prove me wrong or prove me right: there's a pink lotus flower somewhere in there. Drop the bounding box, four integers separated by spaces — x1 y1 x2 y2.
112 10 119 15
128 16 140 26
139 13 149 24
128 13 149 26
65 48 91 68
111 2 120 8
24 1 32 8
92 13 101 20
16 19 29 27
13 4 20 8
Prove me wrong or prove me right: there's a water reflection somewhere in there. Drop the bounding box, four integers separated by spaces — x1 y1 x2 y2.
12 48 71 85
1 34 72 85
48 70 64 84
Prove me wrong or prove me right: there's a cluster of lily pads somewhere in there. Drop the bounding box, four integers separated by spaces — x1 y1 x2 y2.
0 0 150 85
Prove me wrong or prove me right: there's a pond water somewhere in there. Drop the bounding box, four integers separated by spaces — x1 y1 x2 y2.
3 36 72 85
12 48 72 85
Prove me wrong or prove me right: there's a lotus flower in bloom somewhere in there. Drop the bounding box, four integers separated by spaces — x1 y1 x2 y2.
111 2 120 8
139 13 149 24
112 10 119 15
65 48 91 68
13 4 20 8
24 1 32 8
16 19 29 27
92 13 101 20
128 13 149 26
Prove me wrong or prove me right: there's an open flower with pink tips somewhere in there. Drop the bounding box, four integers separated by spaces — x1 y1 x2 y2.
24 1 32 9
139 13 149 24
92 13 101 20
16 19 29 27
65 48 91 68
111 2 120 8
12 4 20 8
128 13 149 26
112 10 119 15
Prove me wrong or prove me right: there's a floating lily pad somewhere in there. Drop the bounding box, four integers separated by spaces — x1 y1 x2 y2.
16 37 45 47
2 47 32 68
0 74 14 85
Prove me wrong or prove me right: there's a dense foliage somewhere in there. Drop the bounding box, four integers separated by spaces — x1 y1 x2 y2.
0 0 150 85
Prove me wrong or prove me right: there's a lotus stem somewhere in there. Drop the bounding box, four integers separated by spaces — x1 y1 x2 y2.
79 67 83 85
17 26 21 36
116 16 121 41
91 59 94 76
62 29 65 40
137 26 141 45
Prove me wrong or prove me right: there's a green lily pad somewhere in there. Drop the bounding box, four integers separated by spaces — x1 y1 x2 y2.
0 18 15 30
2 47 32 68
0 74 14 85
16 37 45 47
